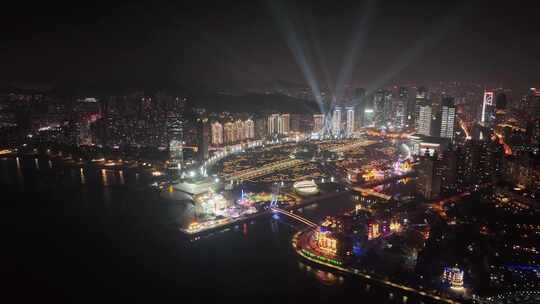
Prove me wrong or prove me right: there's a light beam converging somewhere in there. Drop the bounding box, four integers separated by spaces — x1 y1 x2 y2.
306 14 334 99
333 0 376 103
269 0 324 113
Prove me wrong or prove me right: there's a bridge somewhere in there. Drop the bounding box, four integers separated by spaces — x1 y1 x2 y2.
270 207 318 228
359 171 415 188
352 187 393 201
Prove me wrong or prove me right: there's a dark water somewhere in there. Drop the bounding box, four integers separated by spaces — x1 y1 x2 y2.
3 157 433 303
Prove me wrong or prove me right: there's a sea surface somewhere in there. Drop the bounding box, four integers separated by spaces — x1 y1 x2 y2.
3 156 433 303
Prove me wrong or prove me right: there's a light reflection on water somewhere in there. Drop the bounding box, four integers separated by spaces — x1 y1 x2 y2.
298 261 344 286
80 168 86 184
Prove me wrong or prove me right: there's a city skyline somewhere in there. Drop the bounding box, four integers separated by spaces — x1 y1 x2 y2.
3 1 540 303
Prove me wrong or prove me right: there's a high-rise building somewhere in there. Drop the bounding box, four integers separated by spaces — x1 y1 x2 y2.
254 116 266 139
439 147 457 193
278 114 290 135
416 152 441 200
394 91 406 129
414 87 428 126
235 119 244 141
481 90 495 126
211 121 223 146
313 114 325 133
197 117 209 162
416 105 432 136
167 97 185 170
224 122 235 143
416 86 428 100
245 119 255 139
526 88 540 118
332 106 342 136
345 106 355 137
440 97 456 140
267 114 279 136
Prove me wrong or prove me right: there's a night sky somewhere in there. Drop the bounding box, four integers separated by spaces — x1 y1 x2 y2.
2 0 540 93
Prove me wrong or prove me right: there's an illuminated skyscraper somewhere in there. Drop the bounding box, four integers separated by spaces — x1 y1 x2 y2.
313 114 324 133
394 97 406 129
414 86 428 126
345 106 354 137
332 106 342 136
211 121 223 146
481 90 495 126
167 97 185 170
440 97 456 140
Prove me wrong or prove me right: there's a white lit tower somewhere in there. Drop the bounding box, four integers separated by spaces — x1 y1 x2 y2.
481 90 495 127
267 114 279 136
332 106 342 136
345 106 355 137
417 104 432 136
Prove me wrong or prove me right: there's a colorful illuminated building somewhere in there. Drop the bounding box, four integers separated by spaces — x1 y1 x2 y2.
389 220 402 233
368 221 380 240
314 230 338 255
443 267 464 289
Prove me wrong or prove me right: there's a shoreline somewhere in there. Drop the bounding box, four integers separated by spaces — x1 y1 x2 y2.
291 230 463 304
